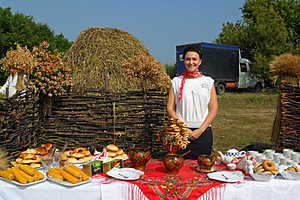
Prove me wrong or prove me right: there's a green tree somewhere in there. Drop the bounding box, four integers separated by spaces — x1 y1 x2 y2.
215 0 300 83
165 64 177 79
0 7 72 84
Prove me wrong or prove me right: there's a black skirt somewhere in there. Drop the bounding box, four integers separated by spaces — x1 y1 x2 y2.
177 127 213 160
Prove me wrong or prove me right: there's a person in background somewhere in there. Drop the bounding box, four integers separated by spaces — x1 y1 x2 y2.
167 46 218 160
0 71 26 98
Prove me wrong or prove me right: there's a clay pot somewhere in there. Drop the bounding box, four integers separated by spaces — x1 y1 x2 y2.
128 150 151 171
163 153 184 175
197 154 216 170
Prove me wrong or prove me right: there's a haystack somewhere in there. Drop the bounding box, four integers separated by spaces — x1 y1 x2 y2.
270 53 300 151
64 27 156 92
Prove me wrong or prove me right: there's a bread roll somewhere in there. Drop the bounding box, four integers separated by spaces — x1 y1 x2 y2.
72 152 85 158
116 149 124 155
35 147 48 155
106 144 119 152
41 144 53 151
107 151 117 157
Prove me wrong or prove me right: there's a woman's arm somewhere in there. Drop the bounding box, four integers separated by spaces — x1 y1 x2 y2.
166 86 178 119
190 86 218 140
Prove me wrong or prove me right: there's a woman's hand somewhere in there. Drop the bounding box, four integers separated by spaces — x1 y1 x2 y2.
189 129 204 140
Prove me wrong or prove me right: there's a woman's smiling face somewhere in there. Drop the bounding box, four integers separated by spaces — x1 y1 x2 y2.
184 51 202 73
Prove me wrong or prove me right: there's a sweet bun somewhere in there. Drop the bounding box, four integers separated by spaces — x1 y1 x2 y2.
20 153 36 160
107 151 117 157
79 155 93 162
67 157 78 163
20 159 37 164
106 144 119 152
63 148 92 163
64 150 73 157
24 148 37 154
74 147 86 152
60 154 68 161
41 144 53 151
35 147 48 155
72 152 85 158
30 163 41 168
113 155 124 160
116 149 124 155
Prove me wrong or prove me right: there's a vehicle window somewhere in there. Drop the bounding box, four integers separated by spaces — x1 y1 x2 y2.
240 63 247 72
179 54 184 61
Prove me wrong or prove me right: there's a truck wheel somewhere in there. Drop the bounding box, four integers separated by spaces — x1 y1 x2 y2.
254 84 262 93
216 84 225 95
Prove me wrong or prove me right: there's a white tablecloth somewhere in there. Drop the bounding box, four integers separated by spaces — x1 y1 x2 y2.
0 179 101 200
1 176 300 200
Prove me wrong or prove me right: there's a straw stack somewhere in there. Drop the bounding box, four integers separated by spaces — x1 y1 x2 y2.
270 53 300 83
64 27 153 92
122 55 171 91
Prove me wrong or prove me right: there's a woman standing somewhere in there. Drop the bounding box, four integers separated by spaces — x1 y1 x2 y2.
0 72 26 98
167 46 218 159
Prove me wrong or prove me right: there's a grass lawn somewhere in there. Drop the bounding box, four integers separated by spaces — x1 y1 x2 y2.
213 91 279 152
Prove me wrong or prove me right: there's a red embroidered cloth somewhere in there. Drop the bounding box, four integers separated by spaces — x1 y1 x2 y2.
123 159 225 200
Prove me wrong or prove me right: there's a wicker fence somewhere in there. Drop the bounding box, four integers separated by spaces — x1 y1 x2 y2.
272 80 300 152
0 89 168 160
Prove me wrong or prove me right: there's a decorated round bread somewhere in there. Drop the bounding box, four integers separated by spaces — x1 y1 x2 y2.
106 144 119 152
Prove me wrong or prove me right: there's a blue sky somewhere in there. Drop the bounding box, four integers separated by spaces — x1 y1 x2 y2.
1 0 245 64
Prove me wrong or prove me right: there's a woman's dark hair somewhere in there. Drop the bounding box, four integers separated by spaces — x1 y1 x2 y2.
183 46 203 60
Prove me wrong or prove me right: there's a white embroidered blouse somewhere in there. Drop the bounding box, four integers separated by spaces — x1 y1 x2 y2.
172 75 214 128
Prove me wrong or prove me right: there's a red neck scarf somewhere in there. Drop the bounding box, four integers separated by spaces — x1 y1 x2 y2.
178 70 202 101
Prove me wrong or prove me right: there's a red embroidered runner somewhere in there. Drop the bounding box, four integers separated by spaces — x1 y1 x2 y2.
125 159 226 200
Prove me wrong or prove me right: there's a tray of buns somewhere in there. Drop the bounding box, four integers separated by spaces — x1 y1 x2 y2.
104 144 128 162
11 144 54 169
46 164 91 187
0 165 46 186
63 148 93 164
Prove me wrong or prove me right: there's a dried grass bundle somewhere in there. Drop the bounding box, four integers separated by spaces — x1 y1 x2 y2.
122 55 171 91
0 45 36 74
0 149 8 170
28 41 73 97
64 27 151 92
270 53 300 78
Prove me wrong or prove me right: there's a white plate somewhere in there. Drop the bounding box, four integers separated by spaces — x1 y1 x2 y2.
207 171 244 182
0 176 46 187
47 176 91 187
106 167 144 181
280 170 300 180
250 172 275 182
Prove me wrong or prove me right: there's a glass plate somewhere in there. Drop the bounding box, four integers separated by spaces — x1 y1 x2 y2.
106 167 144 181
47 176 91 187
207 171 244 182
0 176 46 187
